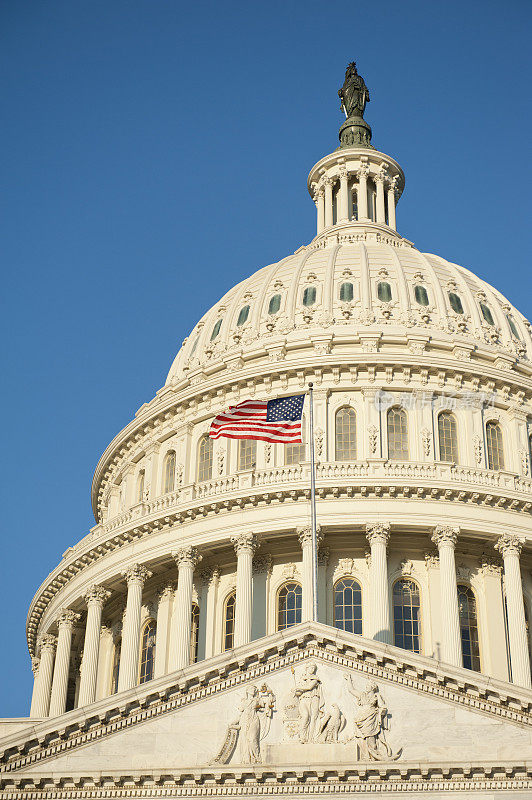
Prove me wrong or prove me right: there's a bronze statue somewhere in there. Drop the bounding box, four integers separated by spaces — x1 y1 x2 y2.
338 62 370 120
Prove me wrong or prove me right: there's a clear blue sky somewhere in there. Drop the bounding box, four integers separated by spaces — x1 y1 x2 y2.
1 0 531 717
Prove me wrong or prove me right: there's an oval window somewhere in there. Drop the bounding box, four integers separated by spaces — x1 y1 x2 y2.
339 282 354 302
448 292 464 315
268 294 281 315
414 285 429 306
302 286 316 307
377 281 392 302
480 303 494 326
507 315 520 339
210 319 222 340
237 305 250 326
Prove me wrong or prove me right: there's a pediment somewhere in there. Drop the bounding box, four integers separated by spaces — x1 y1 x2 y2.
2 623 532 790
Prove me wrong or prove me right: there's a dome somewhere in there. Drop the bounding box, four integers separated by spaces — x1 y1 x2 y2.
166 239 531 387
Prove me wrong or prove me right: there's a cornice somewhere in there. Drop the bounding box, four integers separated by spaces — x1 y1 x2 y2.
4 624 532 777
28 465 532 656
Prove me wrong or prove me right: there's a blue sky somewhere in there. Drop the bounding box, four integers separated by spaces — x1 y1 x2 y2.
1 0 531 716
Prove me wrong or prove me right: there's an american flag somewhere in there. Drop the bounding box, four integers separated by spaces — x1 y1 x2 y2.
209 395 305 443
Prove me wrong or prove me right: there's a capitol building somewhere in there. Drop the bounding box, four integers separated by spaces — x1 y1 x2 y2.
2 63 532 798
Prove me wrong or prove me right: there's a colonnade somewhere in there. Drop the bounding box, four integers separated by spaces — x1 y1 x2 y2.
314 168 398 234
29 527 532 719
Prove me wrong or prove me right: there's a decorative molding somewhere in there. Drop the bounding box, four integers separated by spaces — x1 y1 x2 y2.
55 609 80 629
365 522 391 547
122 563 152 586
172 546 202 570
495 533 525 558
231 532 259 556
431 525 459 548
83 585 111 608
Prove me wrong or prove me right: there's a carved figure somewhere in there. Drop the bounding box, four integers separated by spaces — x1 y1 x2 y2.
344 675 401 761
292 662 324 742
317 702 345 742
339 62 370 119
211 684 275 765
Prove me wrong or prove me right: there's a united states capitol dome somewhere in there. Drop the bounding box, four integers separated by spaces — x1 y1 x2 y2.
12 63 532 795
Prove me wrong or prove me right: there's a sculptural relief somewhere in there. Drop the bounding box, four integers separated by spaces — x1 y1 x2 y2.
344 674 402 761
212 684 275 765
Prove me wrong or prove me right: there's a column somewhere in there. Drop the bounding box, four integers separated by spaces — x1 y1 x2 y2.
49 609 79 717
316 188 325 234
375 174 386 224
154 584 174 678
338 169 349 221
29 657 41 717
78 585 110 707
31 634 56 717
431 525 462 667
231 532 258 647
201 567 220 659
357 165 369 220
324 178 333 228
479 556 509 681
387 178 397 230
317 547 330 625
298 525 323 622
366 523 391 643
495 534 531 688
170 547 202 670
117 564 152 693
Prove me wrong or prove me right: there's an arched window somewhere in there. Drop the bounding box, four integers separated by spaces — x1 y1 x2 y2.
277 582 302 630
238 438 257 470
448 292 464 314
480 303 494 326
438 412 459 463
458 585 481 671
223 592 236 651
302 286 316 307
163 450 176 494
377 281 392 302
393 579 421 653
210 319 222 340
197 435 213 482
333 577 362 634
139 619 157 684
507 315 521 339
387 407 408 460
486 421 505 470
414 285 429 306
339 282 354 302
190 603 200 664
285 415 305 464
351 190 358 220
111 638 121 694
237 305 250 326
268 294 281 315
190 336 199 357
136 470 145 502
335 407 357 461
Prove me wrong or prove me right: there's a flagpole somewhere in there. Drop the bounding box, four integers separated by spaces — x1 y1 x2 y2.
308 382 318 623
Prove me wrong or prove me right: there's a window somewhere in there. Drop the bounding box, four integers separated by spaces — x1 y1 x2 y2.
285 415 305 464
136 470 145 502
111 638 121 694
277 582 302 630
351 191 358 221
163 451 176 494
210 319 222 341
268 294 281 315
339 282 354 302
377 281 392 302
507 315 521 339
448 292 464 314
197 435 213 482
393 579 421 653
190 603 200 664
223 592 236 651
333 578 362 634
414 285 429 306
438 413 458 462
335 407 357 461
139 619 156 684
190 336 199 357
302 286 316 307
480 303 494 326
486 421 504 470
237 305 250 326
387 407 408 460
238 438 257 470
458 586 481 671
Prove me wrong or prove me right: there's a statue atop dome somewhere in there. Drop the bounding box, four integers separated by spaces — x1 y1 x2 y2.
338 62 370 119
337 61 373 150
